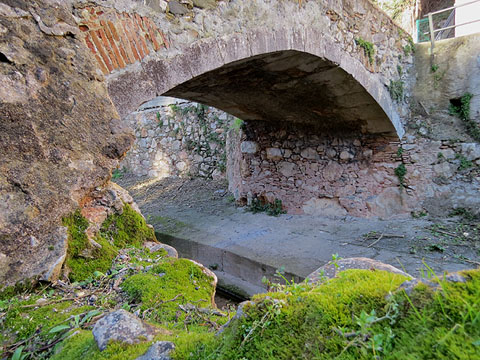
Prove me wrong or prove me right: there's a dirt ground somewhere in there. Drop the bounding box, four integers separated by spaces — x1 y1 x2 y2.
116 174 480 281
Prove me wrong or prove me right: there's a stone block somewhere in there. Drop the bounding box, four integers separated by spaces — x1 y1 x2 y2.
241 141 259 154
266 147 283 160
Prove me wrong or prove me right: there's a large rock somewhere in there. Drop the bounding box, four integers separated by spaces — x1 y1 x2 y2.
92 310 168 351
307 257 412 285
0 1 133 285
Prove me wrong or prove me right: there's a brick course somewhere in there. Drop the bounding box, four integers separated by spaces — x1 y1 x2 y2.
78 7 168 75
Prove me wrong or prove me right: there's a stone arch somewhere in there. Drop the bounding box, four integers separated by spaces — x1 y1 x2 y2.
107 28 405 138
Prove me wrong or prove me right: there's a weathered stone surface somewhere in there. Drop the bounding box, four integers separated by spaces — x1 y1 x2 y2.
135 341 175 360
217 300 253 335
277 161 297 178
192 0 217 9
302 198 347 217
414 34 480 126
461 143 480 161
187 259 217 306
266 148 283 161
307 257 412 284
93 310 169 351
167 0 189 15
241 141 259 154
143 241 178 258
0 0 133 285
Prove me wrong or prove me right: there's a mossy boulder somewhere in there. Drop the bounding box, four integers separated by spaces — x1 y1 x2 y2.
190 269 480 359
63 203 157 282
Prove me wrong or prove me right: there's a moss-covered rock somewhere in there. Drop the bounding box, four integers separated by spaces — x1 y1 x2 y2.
100 204 156 249
122 258 215 323
50 330 155 360
63 210 118 282
189 269 480 359
62 204 157 282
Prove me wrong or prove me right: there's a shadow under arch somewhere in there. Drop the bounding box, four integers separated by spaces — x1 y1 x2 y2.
107 28 405 138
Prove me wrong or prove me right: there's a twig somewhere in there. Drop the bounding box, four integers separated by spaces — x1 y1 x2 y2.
157 294 184 306
431 229 458 238
4 327 41 353
332 327 358 339
172 181 187 200
34 333 68 352
20 290 100 309
460 258 480 266
382 234 405 238
367 233 384 248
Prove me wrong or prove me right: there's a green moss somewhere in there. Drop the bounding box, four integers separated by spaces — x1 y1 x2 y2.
122 258 214 323
63 211 118 282
388 79 404 102
395 163 407 187
192 270 406 359
63 204 156 282
355 38 375 64
189 269 480 360
50 330 154 360
0 279 39 301
388 269 480 359
100 204 156 249
1 297 93 346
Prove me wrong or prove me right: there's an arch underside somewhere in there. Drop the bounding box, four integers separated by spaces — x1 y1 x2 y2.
163 50 397 135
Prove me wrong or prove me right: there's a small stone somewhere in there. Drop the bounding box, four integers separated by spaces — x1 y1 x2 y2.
92 310 168 351
88 295 98 305
135 341 175 360
300 147 317 160
35 298 48 306
192 0 217 9
277 161 297 177
326 148 337 158
339 150 353 160
168 0 189 15
363 149 373 157
240 141 259 154
266 148 282 161
176 161 187 172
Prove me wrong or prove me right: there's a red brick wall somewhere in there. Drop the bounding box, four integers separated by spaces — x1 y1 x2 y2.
78 7 169 75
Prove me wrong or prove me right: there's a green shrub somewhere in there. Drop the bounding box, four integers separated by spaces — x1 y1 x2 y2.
355 38 375 64
394 163 407 187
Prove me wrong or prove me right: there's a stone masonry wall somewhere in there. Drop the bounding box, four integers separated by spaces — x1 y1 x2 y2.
227 120 480 218
121 98 234 179
228 122 409 218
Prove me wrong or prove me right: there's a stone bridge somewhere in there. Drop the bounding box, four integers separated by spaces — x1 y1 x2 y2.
78 0 413 138
0 0 415 285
